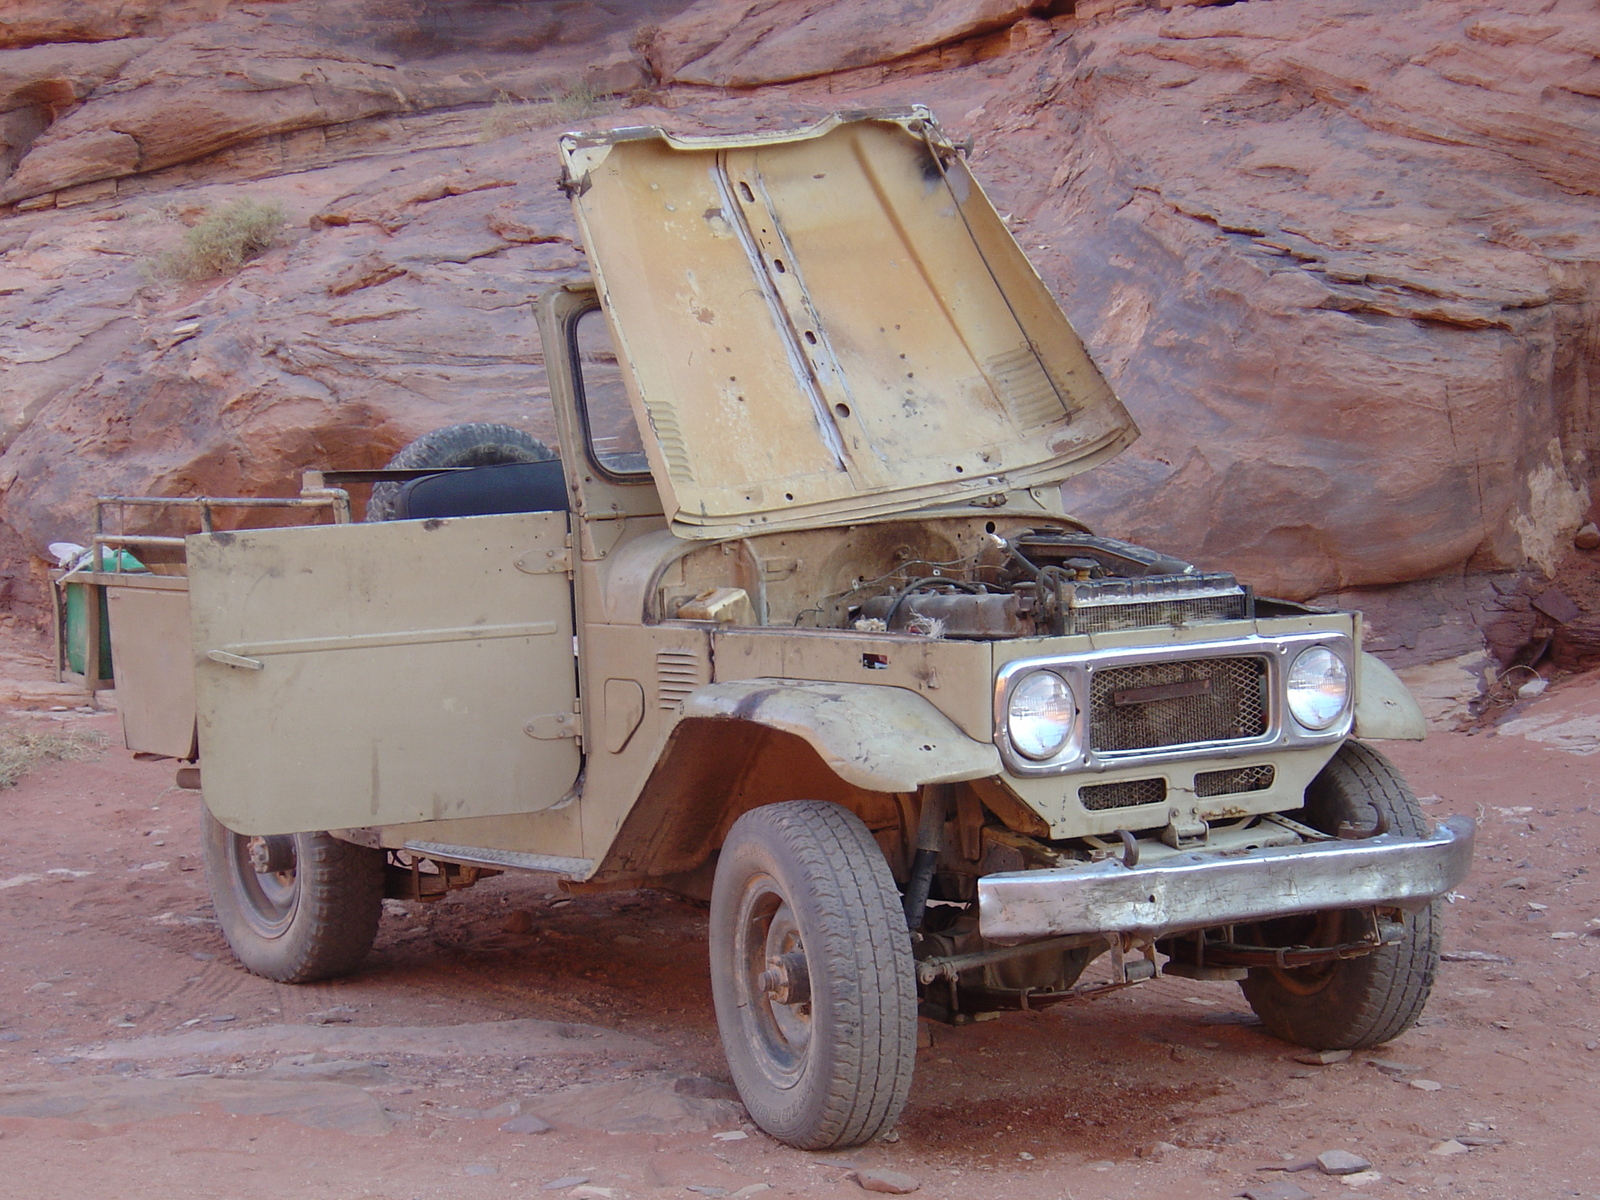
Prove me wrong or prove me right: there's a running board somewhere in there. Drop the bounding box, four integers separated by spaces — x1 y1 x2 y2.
402 841 594 878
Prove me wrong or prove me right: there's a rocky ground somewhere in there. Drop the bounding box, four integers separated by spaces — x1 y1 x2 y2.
0 630 1594 1199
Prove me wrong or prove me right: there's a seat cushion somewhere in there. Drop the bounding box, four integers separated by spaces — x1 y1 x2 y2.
395 459 569 520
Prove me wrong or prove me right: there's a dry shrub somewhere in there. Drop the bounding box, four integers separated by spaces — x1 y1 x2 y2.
0 727 105 789
479 83 610 141
151 197 287 281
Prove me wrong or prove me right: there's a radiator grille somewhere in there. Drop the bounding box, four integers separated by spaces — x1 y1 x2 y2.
1089 656 1268 752
1068 593 1248 635
1194 764 1276 798
656 649 704 709
1079 777 1168 811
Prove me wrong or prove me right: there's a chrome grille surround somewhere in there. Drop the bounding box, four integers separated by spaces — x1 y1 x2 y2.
993 631 1354 778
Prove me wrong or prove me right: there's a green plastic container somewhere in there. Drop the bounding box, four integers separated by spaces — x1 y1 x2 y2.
64 550 145 680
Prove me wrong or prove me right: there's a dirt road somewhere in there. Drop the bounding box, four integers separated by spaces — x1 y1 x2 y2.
0 659 1595 1199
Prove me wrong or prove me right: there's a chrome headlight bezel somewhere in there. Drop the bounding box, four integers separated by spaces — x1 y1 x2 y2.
1284 643 1352 731
1005 669 1078 762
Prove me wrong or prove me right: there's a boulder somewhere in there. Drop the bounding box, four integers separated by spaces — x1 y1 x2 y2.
646 0 1049 86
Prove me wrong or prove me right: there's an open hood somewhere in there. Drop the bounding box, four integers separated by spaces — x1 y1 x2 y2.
560 107 1137 539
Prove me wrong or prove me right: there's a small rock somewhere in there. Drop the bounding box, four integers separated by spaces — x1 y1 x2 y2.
504 910 535 934
1340 1171 1383 1188
0 1032 23 1043
729 1187 771 1199
1317 1150 1372 1176
1294 1049 1351 1065
1527 901 1549 911
1408 1078 1444 1091
854 1168 920 1194
1242 1184 1315 1200
1516 678 1549 698
1366 1058 1419 1076
1454 1135 1504 1146
711 1130 747 1141
1501 877 1529 889
1491 1019 1514 1030
541 1177 591 1191
1428 1139 1471 1156
464 1164 499 1176
684 1188 727 1198
1575 521 1600 550
1139 1141 1179 1160
1017 1151 1034 1160
501 1114 554 1134
614 934 642 945
1439 950 1513 964
1550 931 1579 940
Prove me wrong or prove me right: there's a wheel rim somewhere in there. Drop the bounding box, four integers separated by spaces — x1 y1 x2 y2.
733 873 813 1091
226 832 300 939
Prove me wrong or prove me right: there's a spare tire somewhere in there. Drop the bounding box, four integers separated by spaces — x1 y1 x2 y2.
366 422 557 522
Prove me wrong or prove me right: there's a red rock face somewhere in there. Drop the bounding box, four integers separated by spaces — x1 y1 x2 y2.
0 0 1596 646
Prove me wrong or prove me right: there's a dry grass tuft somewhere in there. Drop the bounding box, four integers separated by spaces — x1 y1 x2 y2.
0 727 105 790
479 84 610 142
150 197 287 281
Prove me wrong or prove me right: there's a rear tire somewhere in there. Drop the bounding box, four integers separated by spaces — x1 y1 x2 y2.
366 422 555 521
710 801 917 1149
1239 741 1441 1049
201 805 385 984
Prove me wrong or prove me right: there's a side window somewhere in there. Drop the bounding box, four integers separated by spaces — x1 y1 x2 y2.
573 308 649 478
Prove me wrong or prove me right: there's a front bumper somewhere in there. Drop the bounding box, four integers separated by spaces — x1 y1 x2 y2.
977 817 1475 942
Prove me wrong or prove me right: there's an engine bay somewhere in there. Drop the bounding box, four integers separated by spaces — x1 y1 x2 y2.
659 517 1259 639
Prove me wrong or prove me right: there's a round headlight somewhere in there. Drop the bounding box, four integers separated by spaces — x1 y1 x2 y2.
1285 645 1350 730
1007 671 1076 761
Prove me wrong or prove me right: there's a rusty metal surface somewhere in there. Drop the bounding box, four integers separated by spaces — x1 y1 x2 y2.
187 512 581 836
679 677 1001 793
562 108 1135 539
977 816 1476 942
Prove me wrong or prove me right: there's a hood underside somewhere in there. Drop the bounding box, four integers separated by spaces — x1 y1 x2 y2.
560 107 1137 539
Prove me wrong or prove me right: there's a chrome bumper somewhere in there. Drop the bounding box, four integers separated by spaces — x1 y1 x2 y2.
977 817 1475 942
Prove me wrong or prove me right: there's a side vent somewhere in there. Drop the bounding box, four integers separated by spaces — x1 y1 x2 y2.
656 649 704 710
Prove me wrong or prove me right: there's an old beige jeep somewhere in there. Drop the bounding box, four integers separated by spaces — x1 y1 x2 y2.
67 108 1473 1149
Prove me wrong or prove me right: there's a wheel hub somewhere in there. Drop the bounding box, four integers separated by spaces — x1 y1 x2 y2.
759 950 811 1006
246 835 295 875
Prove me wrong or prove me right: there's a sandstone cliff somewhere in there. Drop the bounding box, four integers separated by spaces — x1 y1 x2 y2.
0 0 1596 682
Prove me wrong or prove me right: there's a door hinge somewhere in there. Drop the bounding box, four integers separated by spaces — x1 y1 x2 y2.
524 712 579 741
515 545 572 574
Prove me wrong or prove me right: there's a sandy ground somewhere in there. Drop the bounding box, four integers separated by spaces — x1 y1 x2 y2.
0 641 1596 1200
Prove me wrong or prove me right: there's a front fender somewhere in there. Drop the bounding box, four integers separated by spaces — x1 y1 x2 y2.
1353 651 1427 741
682 678 1002 793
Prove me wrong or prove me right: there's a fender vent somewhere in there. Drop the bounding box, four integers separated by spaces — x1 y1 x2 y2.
1194 764 1276 798
656 649 704 709
1079 777 1167 811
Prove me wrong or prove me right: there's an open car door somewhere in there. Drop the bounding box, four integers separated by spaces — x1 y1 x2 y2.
187 511 580 836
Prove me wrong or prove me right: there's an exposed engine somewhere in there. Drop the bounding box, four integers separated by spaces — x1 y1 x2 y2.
852 531 1251 639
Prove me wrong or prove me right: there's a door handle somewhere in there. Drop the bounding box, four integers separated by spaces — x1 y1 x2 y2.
207 649 264 670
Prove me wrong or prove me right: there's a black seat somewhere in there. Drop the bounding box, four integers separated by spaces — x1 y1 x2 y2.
395 459 569 520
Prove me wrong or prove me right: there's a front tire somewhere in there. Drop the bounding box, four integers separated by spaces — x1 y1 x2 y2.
710 802 917 1149
1239 741 1442 1049
201 805 385 983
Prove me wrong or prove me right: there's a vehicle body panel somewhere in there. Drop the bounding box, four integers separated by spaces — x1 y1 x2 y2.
187 512 580 835
562 107 1136 539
